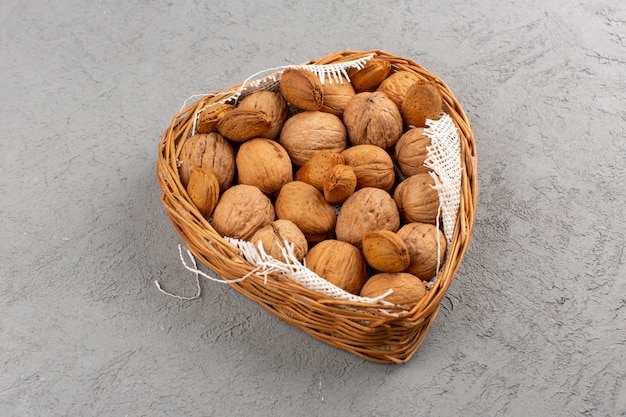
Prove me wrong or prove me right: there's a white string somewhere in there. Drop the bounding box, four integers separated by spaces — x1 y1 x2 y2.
154 244 248 300
224 237 395 307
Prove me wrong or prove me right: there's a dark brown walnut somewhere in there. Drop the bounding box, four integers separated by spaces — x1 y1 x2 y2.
348 58 392 92
236 138 292 196
401 80 443 127
275 181 337 244
211 184 275 240
397 222 446 280
250 219 308 262
216 107 271 142
341 144 395 191
238 90 289 140
279 68 323 111
279 111 347 167
335 187 400 248
196 103 235 134
394 127 432 177
360 272 427 305
319 76 356 117
342 91 403 149
305 239 367 295
186 168 220 218
376 70 421 109
393 172 440 224
178 132 235 191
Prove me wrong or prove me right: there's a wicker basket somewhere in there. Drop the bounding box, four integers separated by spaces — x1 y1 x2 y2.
156 50 477 364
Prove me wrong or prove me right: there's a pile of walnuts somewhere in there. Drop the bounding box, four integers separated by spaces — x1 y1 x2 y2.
178 58 450 306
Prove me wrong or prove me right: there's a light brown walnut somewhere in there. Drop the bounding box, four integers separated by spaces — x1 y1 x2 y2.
211 184 275 240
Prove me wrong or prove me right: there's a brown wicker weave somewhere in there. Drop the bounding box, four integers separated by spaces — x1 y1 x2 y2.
156 50 477 364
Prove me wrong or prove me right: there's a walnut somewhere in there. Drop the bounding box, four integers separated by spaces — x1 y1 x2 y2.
401 80 443 127
397 222 446 280
294 150 345 191
236 138 292 195
393 172 440 224
362 230 410 273
279 111 347 167
348 58 392 92
376 70 421 109
211 184 274 240
360 272 427 305
319 76 356 117
186 168 220 218
335 187 400 248
216 107 271 142
305 239 367 295
394 127 432 177
279 68 323 111
275 181 337 244
250 219 308 262
238 90 289 140
341 144 395 192
196 103 234 134
342 91 403 149
178 132 235 191
323 164 357 204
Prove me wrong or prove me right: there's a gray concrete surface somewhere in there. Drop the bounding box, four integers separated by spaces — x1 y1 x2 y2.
1 0 624 416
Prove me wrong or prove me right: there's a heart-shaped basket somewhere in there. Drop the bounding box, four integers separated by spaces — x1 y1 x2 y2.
156 50 477 364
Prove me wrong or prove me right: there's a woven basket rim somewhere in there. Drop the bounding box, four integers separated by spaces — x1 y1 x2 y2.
156 49 478 364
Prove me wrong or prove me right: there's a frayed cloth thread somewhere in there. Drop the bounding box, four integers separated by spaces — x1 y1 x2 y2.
154 244 248 301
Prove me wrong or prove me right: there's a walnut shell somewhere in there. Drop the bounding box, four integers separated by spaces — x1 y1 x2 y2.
186 168 220 218
279 68 323 111
239 90 289 140
335 187 400 248
236 138 292 195
216 107 271 142
362 230 410 273
342 91 403 149
341 144 395 191
211 184 275 240
305 240 366 295
348 58 392 92
397 222 446 280
196 103 235 134
393 172 440 224
401 80 443 127
319 76 356 117
377 70 421 109
275 181 337 244
250 219 308 262
360 272 427 305
323 164 357 204
279 111 347 167
294 150 345 191
394 127 432 177
178 132 235 191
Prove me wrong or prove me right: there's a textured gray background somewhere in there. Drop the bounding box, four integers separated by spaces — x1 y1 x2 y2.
1 0 624 416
